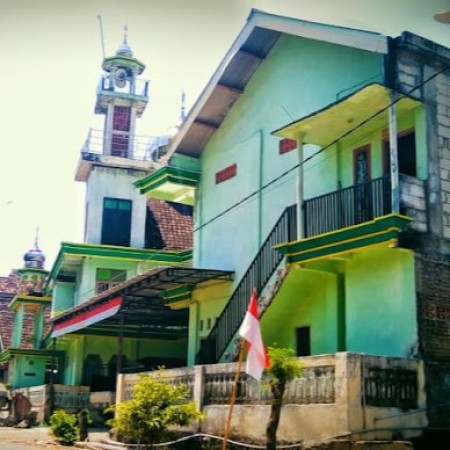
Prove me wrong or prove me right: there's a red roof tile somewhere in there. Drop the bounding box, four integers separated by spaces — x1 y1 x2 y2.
146 199 193 250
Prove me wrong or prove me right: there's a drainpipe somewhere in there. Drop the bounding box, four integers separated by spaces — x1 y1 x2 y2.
296 133 305 239
388 97 399 214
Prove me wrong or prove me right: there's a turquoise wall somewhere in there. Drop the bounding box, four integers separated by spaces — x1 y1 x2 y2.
52 282 75 315
261 268 339 354
12 355 47 388
256 245 417 359
345 247 417 356
77 257 138 304
195 34 383 282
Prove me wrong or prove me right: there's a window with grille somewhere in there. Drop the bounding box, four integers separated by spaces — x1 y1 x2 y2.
95 268 127 294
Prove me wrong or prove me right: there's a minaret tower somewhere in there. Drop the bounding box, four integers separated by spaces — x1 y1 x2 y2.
75 28 157 249
9 233 50 350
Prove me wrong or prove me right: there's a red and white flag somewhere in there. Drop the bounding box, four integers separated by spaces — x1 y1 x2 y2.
238 288 271 380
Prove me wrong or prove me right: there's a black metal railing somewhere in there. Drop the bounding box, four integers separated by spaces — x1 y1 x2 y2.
304 176 391 237
197 204 297 364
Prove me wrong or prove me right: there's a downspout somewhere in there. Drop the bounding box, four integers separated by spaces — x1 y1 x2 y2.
296 133 305 239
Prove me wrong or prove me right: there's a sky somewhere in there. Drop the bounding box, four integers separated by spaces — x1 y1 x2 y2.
0 0 450 275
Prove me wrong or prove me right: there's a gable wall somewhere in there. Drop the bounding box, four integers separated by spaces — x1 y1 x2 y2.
195 34 383 280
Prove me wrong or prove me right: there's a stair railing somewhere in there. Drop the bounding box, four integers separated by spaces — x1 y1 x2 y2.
197 204 297 364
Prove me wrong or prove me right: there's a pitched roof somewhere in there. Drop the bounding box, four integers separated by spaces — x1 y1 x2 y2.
146 198 193 250
166 8 388 159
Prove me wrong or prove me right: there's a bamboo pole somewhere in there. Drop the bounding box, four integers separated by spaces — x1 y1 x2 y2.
222 340 247 450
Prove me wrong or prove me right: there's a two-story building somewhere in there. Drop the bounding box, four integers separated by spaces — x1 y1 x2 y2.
132 9 450 439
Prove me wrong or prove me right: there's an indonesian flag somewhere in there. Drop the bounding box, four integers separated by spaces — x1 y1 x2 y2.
238 288 271 380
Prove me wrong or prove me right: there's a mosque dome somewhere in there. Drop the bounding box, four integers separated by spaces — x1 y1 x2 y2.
23 246 45 269
115 29 133 57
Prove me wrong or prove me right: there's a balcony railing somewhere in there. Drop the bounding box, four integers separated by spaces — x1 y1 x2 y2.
80 128 170 163
304 176 391 237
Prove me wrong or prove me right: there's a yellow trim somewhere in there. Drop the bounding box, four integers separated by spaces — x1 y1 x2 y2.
141 174 198 189
273 213 411 249
295 239 398 265
13 295 52 302
168 299 194 310
284 227 400 258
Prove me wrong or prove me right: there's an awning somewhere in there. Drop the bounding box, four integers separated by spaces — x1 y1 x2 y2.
50 266 234 339
272 83 421 146
52 296 123 338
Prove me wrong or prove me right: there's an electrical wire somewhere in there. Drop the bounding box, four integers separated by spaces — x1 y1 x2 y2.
194 62 450 233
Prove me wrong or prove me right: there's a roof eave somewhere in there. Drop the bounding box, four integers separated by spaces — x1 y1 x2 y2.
165 8 389 160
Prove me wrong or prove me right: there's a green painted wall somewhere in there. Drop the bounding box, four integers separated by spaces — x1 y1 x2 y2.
187 281 233 365
52 282 75 315
77 258 138 304
11 355 47 389
345 247 417 356
337 112 417 189
261 268 339 354
256 245 417 359
195 34 383 281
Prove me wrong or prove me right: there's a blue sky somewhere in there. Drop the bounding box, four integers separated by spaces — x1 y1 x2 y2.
0 0 449 274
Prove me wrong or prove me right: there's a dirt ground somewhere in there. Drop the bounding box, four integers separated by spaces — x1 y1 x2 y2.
0 426 109 448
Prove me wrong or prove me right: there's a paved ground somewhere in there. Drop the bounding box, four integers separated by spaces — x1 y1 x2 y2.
0 426 109 449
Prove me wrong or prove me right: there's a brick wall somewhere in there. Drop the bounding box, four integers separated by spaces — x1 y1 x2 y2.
395 32 450 427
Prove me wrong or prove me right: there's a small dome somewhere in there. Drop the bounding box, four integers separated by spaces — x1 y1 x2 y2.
116 42 133 58
23 246 45 269
115 28 133 57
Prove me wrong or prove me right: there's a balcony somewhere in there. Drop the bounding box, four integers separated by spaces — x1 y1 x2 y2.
276 175 425 264
95 75 149 116
303 175 426 238
75 128 169 182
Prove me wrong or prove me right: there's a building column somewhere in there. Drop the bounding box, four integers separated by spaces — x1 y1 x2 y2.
296 133 305 239
12 305 24 348
388 98 399 214
33 306 44 349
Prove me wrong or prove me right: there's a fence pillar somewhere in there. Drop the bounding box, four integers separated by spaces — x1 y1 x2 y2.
115 373 125 407
193 365 205 411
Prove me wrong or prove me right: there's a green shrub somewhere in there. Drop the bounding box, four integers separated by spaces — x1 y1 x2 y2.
265 346 303 450
107 371 204 445
49 409 79 445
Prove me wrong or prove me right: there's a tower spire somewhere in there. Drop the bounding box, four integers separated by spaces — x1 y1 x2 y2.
180 90 186 123
123 25 128 45
34 226 40 250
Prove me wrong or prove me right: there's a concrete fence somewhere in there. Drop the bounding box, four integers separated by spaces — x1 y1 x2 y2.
116 352 427 444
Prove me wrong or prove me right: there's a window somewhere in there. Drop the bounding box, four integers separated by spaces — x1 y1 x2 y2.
95 268 127 294
383 129 416 177
111 106 131 157
101 198 132 247
353 145 373 223
353 145 371 186
296 326 311 357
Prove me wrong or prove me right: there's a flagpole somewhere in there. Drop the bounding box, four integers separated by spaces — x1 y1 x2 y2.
222 339 247 450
